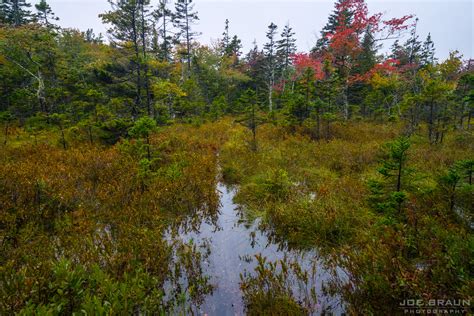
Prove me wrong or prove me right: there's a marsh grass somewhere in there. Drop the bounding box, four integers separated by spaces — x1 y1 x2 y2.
1 119 472 314
0 121 231 314
220 120 473 314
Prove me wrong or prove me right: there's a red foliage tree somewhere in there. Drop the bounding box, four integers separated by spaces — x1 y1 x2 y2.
291 53 325 81
323 0 413 118
327 0 413 73
351 58 401 83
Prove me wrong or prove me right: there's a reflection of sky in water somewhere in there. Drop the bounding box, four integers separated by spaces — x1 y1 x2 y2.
173 183 346 316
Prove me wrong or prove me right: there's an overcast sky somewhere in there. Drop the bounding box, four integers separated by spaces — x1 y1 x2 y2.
45 0 473 60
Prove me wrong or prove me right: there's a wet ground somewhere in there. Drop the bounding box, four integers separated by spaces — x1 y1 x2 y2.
172 183 345 316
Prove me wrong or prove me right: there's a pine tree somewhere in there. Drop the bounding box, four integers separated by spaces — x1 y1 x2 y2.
236 89 265 151
369 137 414 216
83 29 103 43
390 40 409 65
349 26 378 107
420 33 436 67
353 26 378 74
35 0 59 29
0 0 34 26
174 0 200 75
276 23 297 78
153 0 174 62
404 18 422 66
227 35 242 57
244 40 266 100
100 0 150 116
221 19 242 57
263 22 278 112
222 18 230 53
138 0 152 115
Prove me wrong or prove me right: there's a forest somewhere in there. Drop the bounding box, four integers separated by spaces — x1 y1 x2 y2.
0 0 473 315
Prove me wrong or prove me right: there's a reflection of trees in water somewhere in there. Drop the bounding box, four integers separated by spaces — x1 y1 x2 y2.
168 182 345 315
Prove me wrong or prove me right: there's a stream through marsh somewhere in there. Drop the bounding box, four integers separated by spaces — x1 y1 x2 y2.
169 182 345 315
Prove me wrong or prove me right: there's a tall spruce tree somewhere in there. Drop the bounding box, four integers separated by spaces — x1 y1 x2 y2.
276 23 297 79
404 18 422 66
228 35 242 57
174 0 199 75
221 19 242 57
100 0 149 117
222 19 230 53
349 26 378 107
354 26 378 74
35 0 59 29
421 33 436 67
244 40 267 99
390 40 410 65
154 0 174 62
0 0 34 26
138 0 152 115
264 22 278 112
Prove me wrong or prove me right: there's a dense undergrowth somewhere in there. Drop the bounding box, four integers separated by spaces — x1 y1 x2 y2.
0 121 229 314
1 118 473 315
220 120 473 314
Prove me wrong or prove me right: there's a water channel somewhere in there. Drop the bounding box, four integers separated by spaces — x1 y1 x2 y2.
171 183 345 315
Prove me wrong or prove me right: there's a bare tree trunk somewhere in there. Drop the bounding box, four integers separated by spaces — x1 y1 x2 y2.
468 110 472 130
342 81 349 120
326 120 331 141
268 71 274 112
3 123 9 145
60 123 67 150
146 134 151 160
316 107 321 140
185 2 191 74
428 100 434 144
88 125 93 145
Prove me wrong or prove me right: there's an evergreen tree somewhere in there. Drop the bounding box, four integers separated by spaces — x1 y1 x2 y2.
220 19 242 58
315 61 339 140
353 26 378 74
0 0 34 26
349 26 378 107
174 0 200 75
390 40 410 65
420 33 436 67
263 22 278 112
154 0 174 62
83 28 103 43
244 40 267 100
456 73 474 129
404 18 422 66
289 67 316 125
227 35 242 58
100 0 150 116
236 89 266 151
138 0 152 115
276 23 297 77
369 137 413 216
35 0 59 29
222 18 230 53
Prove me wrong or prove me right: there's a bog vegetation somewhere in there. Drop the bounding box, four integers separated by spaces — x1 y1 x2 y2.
0 0 473 315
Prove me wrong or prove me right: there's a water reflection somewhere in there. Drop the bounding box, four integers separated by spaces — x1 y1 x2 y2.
169 183 345 315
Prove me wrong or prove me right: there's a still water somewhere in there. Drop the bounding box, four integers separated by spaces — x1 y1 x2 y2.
172 183 345 316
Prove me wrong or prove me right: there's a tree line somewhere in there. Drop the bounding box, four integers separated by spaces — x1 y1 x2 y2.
0 0 472 146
